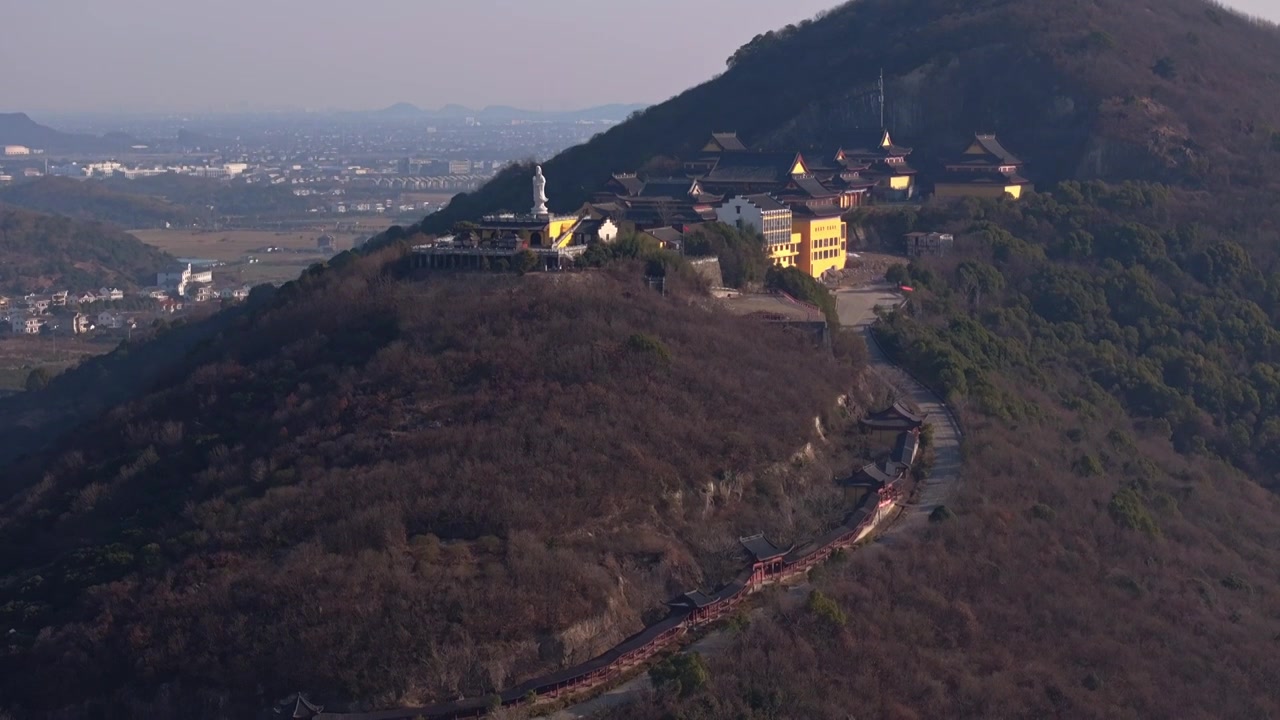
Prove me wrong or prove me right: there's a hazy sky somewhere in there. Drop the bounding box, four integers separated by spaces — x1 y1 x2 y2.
2 0 1278 114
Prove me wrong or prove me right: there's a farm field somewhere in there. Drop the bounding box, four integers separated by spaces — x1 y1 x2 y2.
0 336 113 392
130 228 383 286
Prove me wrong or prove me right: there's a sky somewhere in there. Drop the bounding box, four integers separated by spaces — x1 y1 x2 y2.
2 0 1278 114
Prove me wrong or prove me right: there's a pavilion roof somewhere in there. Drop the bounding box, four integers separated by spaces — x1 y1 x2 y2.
739 533 792 562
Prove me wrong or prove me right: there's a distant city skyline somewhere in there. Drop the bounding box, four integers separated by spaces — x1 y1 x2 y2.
2 0 1278 115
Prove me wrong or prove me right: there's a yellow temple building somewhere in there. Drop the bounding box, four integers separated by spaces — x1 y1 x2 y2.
933 134 1031 200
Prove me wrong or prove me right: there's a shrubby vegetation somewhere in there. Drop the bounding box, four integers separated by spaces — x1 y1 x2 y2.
683 222 769 288
0 207 174 293
0 175 314 229
616 178 1280 719
872 182 1280 486
765 266 840 327
0 250 868 717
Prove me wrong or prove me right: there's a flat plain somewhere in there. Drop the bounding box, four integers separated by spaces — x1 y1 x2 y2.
130 228 379 285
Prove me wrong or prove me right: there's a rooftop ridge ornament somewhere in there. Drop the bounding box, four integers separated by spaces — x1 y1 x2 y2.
532 165 550 216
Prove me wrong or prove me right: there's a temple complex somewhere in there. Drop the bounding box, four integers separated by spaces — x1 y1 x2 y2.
412 166 613 271
933 133 1032 199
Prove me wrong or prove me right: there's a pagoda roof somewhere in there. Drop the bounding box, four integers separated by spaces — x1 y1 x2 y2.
673 590 719 609
638 176 700 199
642 226 685 245
703 151 808 185
892 431 920 467
860 401 927 431
740 533 792 562
738 193 790 212
959 133 1023 165
785 174 838 199
609 173 645 196
937 169 1031 186
791 204 845 219
855 462 901 487
836 129 913 159
833 173 876 191
586 201 624 218
704 132 748 152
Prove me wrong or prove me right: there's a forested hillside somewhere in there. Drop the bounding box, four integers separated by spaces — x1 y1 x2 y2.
0 248 867 718
0 178 197 229
869 183 1280 485
4 0 1280 718
426 0 1280 232
0 207 174 293
615 182 1280 719
0 175 313 229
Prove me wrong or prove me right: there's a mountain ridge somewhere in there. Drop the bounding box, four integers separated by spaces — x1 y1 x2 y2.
423 0 1280 233
370 102 648 122
0 112 139 153
0 205 175 293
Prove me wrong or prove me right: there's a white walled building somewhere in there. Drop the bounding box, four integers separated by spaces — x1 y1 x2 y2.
717 194 793 247
11 317 43 334
3 145 31 156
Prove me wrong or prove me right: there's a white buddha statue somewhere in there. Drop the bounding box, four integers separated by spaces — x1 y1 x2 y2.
532 165 549 216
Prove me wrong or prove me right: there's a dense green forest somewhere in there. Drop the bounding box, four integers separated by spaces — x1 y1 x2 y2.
0 207 174 293
0 247 870 718
425 0 1280 233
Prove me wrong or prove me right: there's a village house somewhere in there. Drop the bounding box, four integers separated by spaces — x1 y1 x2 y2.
11 316 43 335
51 290 69 307
77 291 98 305
934 133 1031 200
97 311 124 330
72 313 92 335
98 287 125 302
157 298 185 314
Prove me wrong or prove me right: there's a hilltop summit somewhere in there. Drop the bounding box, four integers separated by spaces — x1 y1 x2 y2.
0 253 865 717
426 0 1280 232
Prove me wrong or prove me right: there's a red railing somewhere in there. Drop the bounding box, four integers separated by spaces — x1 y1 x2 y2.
315 497 892 720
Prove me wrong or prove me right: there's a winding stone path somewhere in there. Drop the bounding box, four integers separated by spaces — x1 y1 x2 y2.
539 284 963 719
835 283 964 542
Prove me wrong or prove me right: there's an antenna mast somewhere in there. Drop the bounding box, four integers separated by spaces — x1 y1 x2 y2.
878 68 886 129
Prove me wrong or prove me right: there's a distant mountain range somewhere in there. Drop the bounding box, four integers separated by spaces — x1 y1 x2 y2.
368 102 649 123
0 112 139 153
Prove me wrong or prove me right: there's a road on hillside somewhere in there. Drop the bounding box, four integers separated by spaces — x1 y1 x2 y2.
835 283 963 544
538 284 963 719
